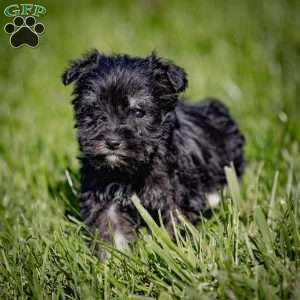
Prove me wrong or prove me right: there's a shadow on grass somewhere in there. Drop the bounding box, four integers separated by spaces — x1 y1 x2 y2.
48 167 82 220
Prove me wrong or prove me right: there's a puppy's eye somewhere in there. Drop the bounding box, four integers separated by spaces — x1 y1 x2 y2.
132 108 145 118
99 116 108 122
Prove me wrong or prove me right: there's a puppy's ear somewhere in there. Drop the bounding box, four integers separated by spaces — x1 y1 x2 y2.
62 49 101 85
148 52 188 94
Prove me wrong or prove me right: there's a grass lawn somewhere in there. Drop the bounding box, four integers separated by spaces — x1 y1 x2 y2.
0 0 300 299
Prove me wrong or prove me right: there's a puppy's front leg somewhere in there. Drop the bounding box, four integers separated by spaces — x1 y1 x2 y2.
80 191 136 256
97 204 136 251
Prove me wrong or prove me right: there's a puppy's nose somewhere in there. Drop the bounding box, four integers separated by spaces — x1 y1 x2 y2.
106 139 121 150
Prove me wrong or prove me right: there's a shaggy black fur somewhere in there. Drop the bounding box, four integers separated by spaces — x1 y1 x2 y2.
62 50 245 252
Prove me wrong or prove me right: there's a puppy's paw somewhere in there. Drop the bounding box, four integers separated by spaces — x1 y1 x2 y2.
207 192 221 208
113 231 129 250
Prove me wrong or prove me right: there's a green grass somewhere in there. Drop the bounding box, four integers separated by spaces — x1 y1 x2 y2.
0 0 300 298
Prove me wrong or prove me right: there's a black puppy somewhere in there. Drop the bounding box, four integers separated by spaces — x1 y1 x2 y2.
62 50 245 252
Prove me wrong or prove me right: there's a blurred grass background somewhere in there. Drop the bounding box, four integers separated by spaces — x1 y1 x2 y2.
0 0 300 299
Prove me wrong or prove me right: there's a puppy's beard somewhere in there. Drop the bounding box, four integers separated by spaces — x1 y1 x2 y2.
105 153 130 169
106 154 121 165
86 147 148 171
86 153 124 169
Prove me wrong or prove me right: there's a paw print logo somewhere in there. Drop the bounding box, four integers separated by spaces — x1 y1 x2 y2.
4 16 45 48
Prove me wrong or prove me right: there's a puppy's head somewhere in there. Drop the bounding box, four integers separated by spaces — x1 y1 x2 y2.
63 50 187 171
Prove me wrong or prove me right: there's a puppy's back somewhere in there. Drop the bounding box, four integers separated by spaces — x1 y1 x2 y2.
176 98 245 179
